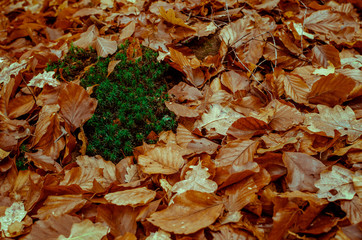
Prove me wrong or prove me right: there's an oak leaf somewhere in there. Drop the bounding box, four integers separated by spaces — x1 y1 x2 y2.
171 161 218 195
27 71 59 88
304 105 362 142
147 191 223 234
315 165 355 201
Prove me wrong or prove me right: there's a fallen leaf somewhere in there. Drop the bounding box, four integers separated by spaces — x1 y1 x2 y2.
58 82 97 131
147 191 223 234
95 37 117 58
340 196 362 225
105 187 156 207
138 146 185 175
23 215 81 240
308 73 355 106
57 219 109 240
35 195 87 220
283 152 325 192
315 165 355 201
27 71 60 88
311 44 341 68
0 202 27 237
304 105 362 142
171 161 218 195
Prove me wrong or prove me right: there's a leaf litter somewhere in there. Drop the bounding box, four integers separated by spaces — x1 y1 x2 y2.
0 0 361 239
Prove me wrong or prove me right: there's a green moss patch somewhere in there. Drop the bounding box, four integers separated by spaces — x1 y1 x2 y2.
47 41 177 162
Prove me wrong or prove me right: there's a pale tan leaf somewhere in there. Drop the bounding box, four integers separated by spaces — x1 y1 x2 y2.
138 146 185 174
146 229 171 240
0 202 27 235
107 60 121 77
171 162 218 195
0 60 27 85
95 37 117 58
28 71 60 88
73 25 99 49
147 191 223 234
315 165 355 201
194 104 243 137
119 21 136 40
352 174 362 198
165 101 200 118
35 195 87 220
159 7 194 30
304 105 362 142
105 187 156 207
57 219 109 240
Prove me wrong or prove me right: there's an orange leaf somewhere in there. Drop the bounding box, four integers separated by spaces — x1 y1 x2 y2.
105 187 156 207
58 82 97 131
311 45 341 68
159 7 194 30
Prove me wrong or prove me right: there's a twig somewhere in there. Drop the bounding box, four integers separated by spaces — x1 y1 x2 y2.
299 0 308 54
267 31 277 70
21 74 37 105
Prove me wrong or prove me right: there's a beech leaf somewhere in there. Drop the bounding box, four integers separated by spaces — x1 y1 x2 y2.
147 191 223 234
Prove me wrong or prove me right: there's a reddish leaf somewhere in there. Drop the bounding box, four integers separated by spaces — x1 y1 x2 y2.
58 82 97 131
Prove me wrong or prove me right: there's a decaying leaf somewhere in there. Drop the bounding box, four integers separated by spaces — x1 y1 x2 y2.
305 105 362 142
315 165 355 201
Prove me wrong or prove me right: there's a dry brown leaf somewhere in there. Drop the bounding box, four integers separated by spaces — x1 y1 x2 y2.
224 177 258 212
220 70 250 94
138 146 185 175
340 196 362 225
58 82 97 131
147 191 223 234
8 95 35 119
23 215 81 240
215 139 258 167
304 105 362 142
165 101 200 118
97 204 138 237
311 45 341 68
31 104 65 160
283 152 325 192
168 82 203 102
25 150 62 172
105 187 156 207
251 99 304 131
308 73 355 106
35 195 87 220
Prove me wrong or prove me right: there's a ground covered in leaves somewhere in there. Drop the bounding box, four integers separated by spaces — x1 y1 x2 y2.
0 0 361 239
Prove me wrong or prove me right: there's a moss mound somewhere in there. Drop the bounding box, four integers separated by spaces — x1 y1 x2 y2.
47 41 177 161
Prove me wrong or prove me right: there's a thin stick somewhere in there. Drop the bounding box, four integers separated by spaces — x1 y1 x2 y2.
299 0 308 54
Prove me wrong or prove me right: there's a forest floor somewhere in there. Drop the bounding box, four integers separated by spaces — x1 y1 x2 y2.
0 0 361 239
